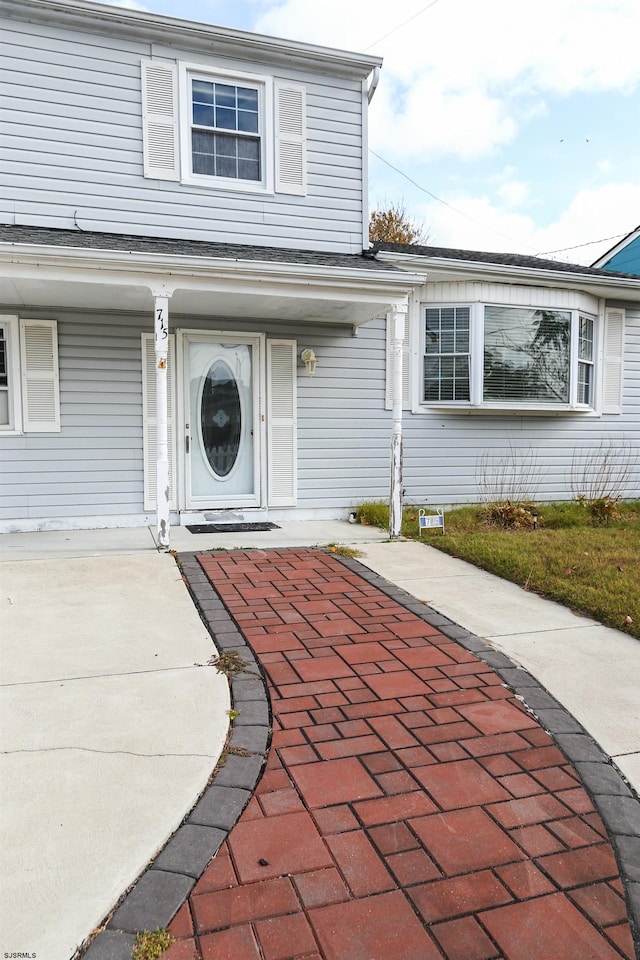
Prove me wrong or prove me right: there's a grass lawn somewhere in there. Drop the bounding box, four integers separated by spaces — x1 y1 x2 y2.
356 500 640 640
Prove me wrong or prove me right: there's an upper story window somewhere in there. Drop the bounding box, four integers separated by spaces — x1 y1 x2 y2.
141 60 306 196
422 303 597 410
190 75 263 184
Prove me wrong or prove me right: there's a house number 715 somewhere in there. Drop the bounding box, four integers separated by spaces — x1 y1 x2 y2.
154 299 169 349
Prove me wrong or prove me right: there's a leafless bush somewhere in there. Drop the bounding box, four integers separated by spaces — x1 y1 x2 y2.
477 445 543 505
571 439 638 524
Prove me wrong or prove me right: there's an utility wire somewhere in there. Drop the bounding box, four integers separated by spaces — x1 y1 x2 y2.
369 148 540 252
537 233 627 256
363 0 441 51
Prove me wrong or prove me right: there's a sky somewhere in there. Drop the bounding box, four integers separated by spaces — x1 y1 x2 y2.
102 0 639 265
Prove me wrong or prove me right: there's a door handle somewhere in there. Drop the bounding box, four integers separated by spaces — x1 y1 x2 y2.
185 435 190 454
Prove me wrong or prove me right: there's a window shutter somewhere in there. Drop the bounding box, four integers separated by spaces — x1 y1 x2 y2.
142 334 177 510
141 60 179 181
602 308 625 414
20 319 60 432
274 81 306 196
385 313 411 411
267 340 297 506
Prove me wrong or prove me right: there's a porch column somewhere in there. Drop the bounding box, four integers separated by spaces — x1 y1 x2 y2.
153 291 171 549
389 298 408 539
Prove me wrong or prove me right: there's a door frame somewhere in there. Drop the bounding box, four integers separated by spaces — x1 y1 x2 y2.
176 329 266 512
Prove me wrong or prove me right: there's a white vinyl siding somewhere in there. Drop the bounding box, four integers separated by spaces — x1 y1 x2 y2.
141 333 177 509
275 80 307 196
602 308 625 414
141 60 179 181
20 320 60 432
1 309 638 530
1 18 365 252
267 339 297 506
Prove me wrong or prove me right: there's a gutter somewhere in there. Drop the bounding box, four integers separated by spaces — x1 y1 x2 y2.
377 250 640 298
3 0 383 75
0 243 426 292
367 66 381 103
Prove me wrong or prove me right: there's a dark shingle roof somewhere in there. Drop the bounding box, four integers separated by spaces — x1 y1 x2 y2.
0 225 400 273
374 241 640 281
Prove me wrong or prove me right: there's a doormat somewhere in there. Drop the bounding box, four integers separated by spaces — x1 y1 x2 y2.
186 522 281 534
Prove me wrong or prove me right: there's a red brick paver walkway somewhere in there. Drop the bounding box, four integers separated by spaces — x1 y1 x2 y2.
168 549 636 960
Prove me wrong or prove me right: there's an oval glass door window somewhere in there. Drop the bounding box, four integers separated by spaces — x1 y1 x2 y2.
200 359 242 478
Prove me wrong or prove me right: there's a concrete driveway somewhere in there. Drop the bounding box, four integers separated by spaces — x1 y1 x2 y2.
0 551 230 959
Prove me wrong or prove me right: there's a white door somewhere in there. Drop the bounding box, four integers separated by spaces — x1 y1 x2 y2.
183 334 262 509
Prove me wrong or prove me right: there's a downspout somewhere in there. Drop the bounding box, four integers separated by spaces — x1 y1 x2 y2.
389 298 408 538
367 65 380 103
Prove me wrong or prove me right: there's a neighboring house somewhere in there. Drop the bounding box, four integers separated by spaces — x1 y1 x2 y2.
1 1 638 538
592 226 640 275
0 0 423 537
376 243 640 505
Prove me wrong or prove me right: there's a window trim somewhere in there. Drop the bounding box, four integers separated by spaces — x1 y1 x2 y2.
0 316 22 434
0 316 61 434
178 62 274 194
418 301 600 414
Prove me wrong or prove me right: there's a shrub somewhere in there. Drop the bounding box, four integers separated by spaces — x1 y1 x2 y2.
481 500 540 530
571 440 637 524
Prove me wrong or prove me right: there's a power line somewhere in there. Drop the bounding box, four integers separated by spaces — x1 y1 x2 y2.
369 148 540 252
363 0 441 52
537 233 627 256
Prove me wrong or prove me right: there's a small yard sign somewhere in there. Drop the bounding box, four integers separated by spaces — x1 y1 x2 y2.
419 508 445 534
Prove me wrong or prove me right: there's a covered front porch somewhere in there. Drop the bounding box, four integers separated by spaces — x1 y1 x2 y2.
0 227 425 541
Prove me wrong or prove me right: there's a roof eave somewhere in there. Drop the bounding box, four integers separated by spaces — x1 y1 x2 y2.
377 250 640 299
0 241 426 292
4 0 383 76
591 226 640 269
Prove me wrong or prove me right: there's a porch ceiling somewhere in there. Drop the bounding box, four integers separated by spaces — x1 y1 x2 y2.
0 243 426 327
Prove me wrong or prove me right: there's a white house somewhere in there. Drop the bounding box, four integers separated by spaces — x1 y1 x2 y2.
0 0 423 541
1 0 638 542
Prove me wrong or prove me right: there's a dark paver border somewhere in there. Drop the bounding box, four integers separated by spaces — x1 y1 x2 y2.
81 547 640 960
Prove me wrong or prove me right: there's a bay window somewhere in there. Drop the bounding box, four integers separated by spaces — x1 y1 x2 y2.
422 303 597 410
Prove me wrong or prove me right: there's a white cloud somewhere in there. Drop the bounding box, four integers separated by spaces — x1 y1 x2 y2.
418 182 640 264
497 179 531 210
254 0 640 160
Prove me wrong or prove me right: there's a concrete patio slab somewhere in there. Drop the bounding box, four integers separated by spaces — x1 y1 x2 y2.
355 541 598 635
0 553 229 960
1 751 214 960
0 520 389 562
0 554 217 683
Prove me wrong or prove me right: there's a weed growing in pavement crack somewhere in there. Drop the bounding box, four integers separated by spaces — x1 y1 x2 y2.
208 650 249 676
132 929 174 960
